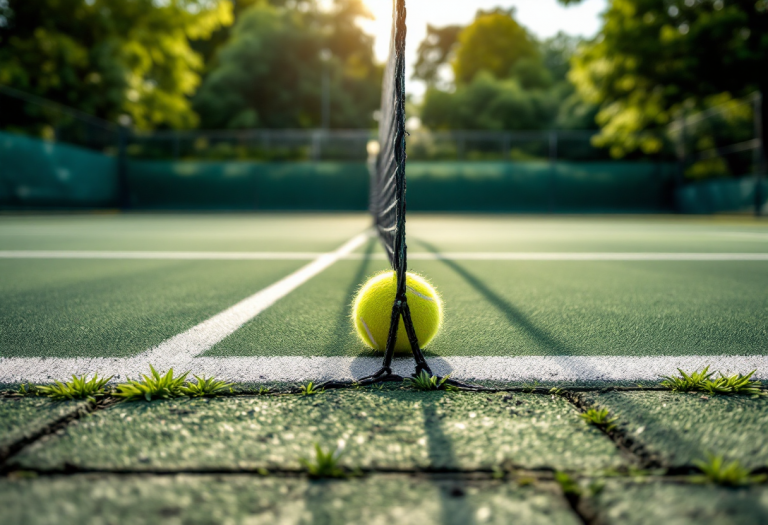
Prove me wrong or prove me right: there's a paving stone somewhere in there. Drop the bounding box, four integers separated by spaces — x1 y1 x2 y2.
11 389 626 472
586 479 768 525
0 474 581 525
0 398 87 458
577 391 768 469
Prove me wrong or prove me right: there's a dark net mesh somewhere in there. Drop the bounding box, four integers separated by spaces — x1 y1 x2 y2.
370 0 407 273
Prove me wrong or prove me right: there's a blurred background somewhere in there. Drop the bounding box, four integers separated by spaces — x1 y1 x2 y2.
0 0 765 214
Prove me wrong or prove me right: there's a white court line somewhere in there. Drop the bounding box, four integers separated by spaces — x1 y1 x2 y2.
0 355 765 384
2 251 768 261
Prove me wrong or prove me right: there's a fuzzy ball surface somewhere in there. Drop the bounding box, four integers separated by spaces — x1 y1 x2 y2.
352 271 443 353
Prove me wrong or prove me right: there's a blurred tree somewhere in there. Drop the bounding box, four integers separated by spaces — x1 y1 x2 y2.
412 24 462 87
421 72 559 131
452 8 538 85
564 0 768 160
193 0 381 129
0 0 232 130
417 12 596 131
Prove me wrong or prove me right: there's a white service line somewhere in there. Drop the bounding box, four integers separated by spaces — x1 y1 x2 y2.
0 355 765 384
132 232 369 368
2 251 768 261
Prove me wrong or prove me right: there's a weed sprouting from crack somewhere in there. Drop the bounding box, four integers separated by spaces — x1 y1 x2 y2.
181 375 234 397
692 454 768 486
35 374 112 402
257 386 272 395
115 365 189 402
554 471 581 496
579 407 618 432
407 370 459 392
661 367 764 396
300 382 324 396
299 443 353 478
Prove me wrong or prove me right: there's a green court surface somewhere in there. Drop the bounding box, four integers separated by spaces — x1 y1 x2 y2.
1 213 766 361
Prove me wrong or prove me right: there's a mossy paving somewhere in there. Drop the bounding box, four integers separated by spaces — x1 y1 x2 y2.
9 389 625 472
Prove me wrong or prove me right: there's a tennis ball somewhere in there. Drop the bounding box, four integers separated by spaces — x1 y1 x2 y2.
352 271 443 353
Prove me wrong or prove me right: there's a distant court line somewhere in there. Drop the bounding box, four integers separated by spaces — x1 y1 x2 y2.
1 251 767 261
1 355 765 384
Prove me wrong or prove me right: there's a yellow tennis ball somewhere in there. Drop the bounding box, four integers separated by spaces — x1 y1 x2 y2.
352 271 443 353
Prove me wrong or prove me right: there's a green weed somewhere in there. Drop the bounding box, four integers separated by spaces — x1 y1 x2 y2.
299 381 323 396
549 386 565 395
36 374 112 401
407 370 459 392
703 371 764 396
115 365 189 402
693 454 768 486
17 383 38 396
554 472 581 496
579 407 618 432
257 386 272 395
181 375 234 397
661 366 714 392
661 367 764 396
299 444 348 478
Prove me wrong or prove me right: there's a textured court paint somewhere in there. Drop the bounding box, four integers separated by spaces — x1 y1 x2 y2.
401 215 768 254
0 214 370 252
1 356 766 384
0 259 306 358
134 233 368 368
0 475 582 525
207 259 768 358
4 250 768 261
353 271 443 353
576 391 768 469
11 390 624 472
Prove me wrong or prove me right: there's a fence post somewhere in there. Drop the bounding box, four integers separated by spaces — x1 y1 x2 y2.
549 131 558 213
755 91 765 217
117 126 130 209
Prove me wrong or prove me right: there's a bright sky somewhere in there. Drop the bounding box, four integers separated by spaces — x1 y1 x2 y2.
359 0 608 98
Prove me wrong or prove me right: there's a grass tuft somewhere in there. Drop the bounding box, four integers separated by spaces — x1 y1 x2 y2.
299 381 323 396
661 367 764 396
407 370 459 392
35 374 112 401
180 375 234 397
257 386 272 395
693 454 768 486
554 471 581 496
299 444 348 478
579 407 618 432
115 365 189 402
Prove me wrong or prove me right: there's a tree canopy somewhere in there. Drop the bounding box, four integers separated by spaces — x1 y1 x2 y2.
193 0 381 129
566 0 768 158
0 0 232 130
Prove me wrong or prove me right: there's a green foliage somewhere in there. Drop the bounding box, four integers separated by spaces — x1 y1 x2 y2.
0 0 232 131
407 370 459 392
257 386 272 395
299 444 348 478
35 374 112 401
452 8 538 85
693 454 768 486
194 0 381 129
662 367 763 396
115 365 189 402
180 375 234 397
299 381 323 396
421 73 559 131
412 24 462 87
554 471 581 496
579 407 618 432
568 0 768 159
